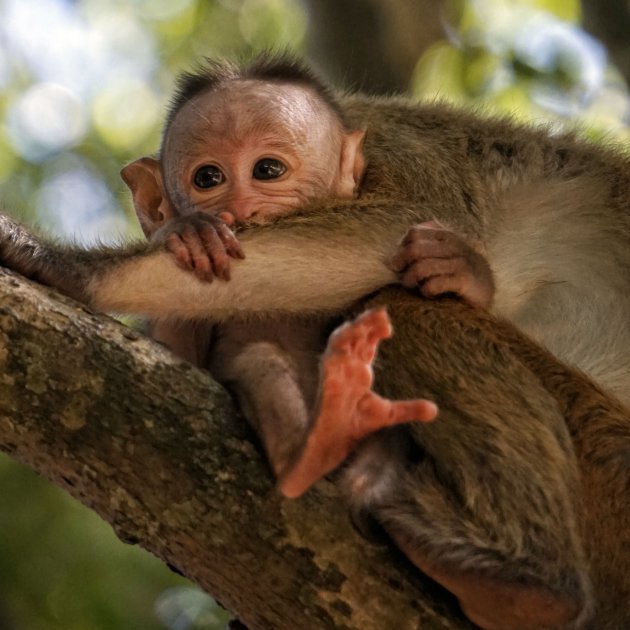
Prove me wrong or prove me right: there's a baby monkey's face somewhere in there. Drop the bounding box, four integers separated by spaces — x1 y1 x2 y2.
163 81 365 226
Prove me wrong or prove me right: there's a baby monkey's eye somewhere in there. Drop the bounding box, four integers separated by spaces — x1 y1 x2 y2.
253 158 287 180
194 165 224 189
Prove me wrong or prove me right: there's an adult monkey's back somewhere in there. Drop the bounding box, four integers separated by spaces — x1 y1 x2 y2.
340 94 630 404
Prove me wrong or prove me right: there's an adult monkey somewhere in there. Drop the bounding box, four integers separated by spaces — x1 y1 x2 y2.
1 55 629 629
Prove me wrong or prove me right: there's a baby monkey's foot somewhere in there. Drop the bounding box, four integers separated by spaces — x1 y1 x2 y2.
279 307 437 498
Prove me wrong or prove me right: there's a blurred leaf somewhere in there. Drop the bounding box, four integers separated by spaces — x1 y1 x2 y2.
411 42 468 103
464 49 507 97
92 79 161 151
238 0 306 49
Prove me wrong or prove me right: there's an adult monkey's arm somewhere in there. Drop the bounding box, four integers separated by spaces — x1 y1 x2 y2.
0 202 420 320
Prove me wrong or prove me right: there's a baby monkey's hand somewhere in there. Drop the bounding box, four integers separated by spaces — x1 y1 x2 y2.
390 221 495 309
153 211 245 282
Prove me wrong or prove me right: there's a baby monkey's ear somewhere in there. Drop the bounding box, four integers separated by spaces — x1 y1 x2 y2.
338 129 366 198
121 157 175 238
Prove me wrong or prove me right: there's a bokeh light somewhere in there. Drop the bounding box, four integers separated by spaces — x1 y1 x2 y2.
92 78 160 151
133 0 196 22
7 83 87 161
413 0 630 135
36 157 125 243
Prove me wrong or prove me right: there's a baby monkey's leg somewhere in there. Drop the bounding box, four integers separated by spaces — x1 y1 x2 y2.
279 308 437 498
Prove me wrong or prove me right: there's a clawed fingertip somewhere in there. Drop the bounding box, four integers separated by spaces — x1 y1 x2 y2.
423 401 439 420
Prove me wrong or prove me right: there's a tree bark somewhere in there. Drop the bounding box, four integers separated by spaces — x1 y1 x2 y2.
0 267 472 630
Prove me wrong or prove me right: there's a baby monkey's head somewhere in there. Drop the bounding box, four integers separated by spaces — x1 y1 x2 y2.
123 54 365 236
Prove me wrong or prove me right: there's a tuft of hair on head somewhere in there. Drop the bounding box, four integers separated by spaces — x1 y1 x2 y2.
162 50 348 143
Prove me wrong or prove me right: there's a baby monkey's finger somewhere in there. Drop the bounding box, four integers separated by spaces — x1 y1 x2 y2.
180 225 214 282
215 222 245 260
165 233 194 272
198 226 231 281
390 232 460 273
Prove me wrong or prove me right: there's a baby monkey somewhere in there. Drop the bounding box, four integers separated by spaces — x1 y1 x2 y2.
122 73 490 492
119 61 581 630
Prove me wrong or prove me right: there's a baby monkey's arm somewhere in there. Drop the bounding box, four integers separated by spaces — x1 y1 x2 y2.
156 215 507 496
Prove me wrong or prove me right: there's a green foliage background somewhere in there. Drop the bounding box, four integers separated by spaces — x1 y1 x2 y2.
0 0 626 628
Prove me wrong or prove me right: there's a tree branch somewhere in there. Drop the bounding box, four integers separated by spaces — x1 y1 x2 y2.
0 268 471 630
